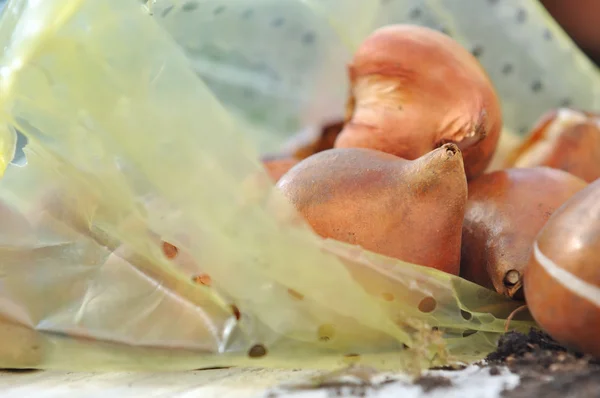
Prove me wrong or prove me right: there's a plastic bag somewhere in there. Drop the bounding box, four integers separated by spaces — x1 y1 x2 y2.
0 0 595 372
147 0 600 152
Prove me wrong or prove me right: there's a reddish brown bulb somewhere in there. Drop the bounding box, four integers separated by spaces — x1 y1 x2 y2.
460 167 587 298
277 144 467 275
505 108 600 183
524 178 600 358
334 24 502 180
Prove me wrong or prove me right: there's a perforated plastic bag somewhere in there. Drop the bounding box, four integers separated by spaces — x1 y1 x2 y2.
0 0 596 372
147 0 600 151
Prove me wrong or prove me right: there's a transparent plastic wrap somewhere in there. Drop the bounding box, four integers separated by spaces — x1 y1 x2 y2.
0 0 596 372
148 0 600 151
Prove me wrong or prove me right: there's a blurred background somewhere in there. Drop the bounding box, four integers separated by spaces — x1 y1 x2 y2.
540 0 600 66
0 0 599 162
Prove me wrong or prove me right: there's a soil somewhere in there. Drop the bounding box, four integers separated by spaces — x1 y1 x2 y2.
484 328 600 398
274 328 600 397
416 328 600 397
418 328 600 397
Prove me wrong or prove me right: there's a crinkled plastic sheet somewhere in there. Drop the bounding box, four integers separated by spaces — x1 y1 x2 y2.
147 0 600 151
0 0 597 371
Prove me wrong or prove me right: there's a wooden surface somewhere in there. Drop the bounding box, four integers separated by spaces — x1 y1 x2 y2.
0 365 520 398
0 368 320 398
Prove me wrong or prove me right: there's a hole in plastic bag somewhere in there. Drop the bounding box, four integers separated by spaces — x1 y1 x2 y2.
531 80 543 93
287 289 304 300
502 64 514 75
418 296 437 313
382 292 394 302
479 314 496 324
460 310 473 320
409 8 421 19
301 32 315 45
161 241 178 259
317 324 336 342
516 8 527 23
230 305 241 321
248 344 267 358
181 1 198 13
471 45 483 58
462 330 478 338
192 274 212 286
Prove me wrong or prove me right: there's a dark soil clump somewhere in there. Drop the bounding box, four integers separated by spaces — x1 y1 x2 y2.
485 328 600 398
